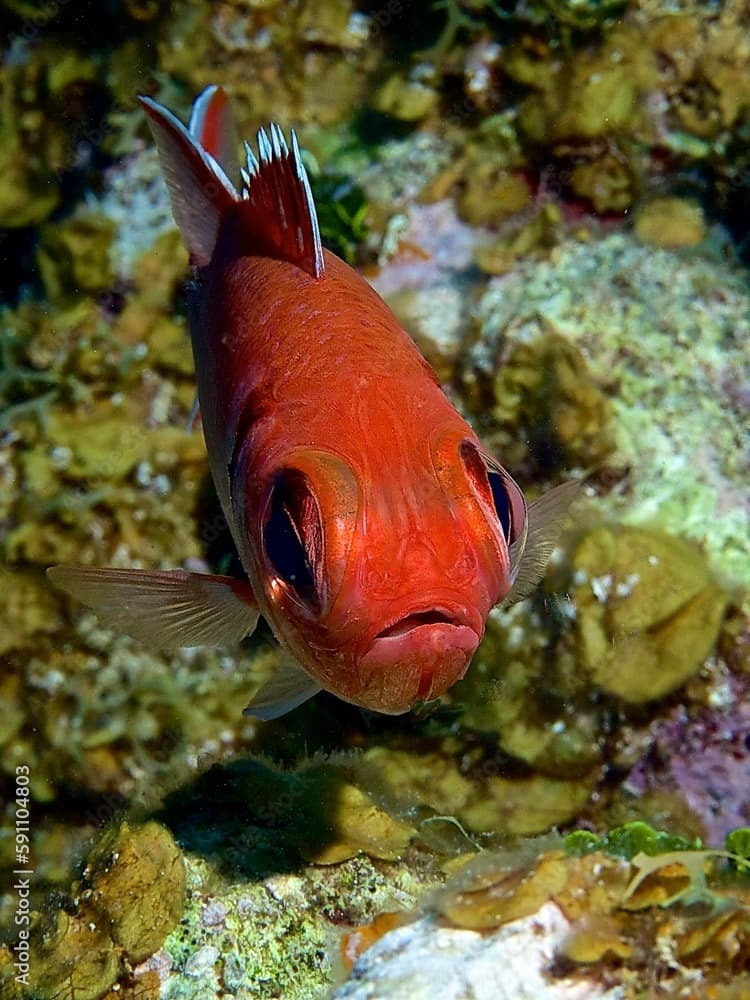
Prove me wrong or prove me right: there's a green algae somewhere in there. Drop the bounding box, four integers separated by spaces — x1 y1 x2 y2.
564 821 701 861
573 525 729 703
0 308 86 433
36 212 117 304
310 171 370 266
726 830 750 874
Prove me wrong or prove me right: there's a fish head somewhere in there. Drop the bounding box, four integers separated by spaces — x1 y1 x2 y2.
244 433 527 714
343 428 528 712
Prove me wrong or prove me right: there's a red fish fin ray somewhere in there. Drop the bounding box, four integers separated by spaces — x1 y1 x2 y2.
243 655 321 720
238 124 324 279
139 95 237 267
504 480 581 605
47 566 259 649
189 84 241 189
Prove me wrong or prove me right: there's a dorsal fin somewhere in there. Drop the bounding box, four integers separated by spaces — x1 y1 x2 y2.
139 94 237 267
238 123 325 279
189 84 241 189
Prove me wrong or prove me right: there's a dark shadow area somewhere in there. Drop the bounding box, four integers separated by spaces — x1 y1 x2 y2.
0 228 37 306
154 753 383 882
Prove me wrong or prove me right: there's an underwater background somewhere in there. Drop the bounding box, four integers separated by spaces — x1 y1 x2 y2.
0 0 749 996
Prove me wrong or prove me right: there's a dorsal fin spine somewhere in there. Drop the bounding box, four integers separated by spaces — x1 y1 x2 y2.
244 140 259 175
292 130 323 277
238 121 325 279
143 89 325 279
258 128 272 164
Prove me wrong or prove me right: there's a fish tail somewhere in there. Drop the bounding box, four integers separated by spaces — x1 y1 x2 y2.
141 86 325 280
188 84 241 188
139 89 238 267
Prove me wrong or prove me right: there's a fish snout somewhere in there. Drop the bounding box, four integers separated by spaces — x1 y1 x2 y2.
357 608 482 713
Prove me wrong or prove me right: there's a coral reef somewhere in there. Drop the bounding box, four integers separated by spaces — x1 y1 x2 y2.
625 673 750 845
152 848 437 999
0 41 96 229
0 2 748 998
0 821 184 1000
151 0 383 137
335 824 750 998
0 757 447 999
469 231 750 593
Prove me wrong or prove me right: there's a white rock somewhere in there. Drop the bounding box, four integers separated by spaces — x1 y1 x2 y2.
332 903 625 1000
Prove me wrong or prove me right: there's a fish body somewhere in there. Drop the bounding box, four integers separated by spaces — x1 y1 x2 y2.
200 244 508 712
48 87 576 718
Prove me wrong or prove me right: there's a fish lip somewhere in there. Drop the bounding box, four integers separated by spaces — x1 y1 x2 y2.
359 613 483 711
373 604 483 642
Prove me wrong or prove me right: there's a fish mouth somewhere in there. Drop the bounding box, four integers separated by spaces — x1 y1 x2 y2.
357 604 484 714
374 608 466 640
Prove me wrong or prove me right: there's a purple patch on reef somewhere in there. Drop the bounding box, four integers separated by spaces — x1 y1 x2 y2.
624 674 750 845
369 200 486 296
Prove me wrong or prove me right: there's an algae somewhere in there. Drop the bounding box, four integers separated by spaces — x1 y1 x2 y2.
3 821 185 1000
483 327 616 475
471 231 750 592
36 212 117 304
435 822 750 985
634 196 708 250
155 0 382 134
573 525 728 703
310 171 370 267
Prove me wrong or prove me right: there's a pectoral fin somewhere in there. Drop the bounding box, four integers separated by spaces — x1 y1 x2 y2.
505 480 581 605
47 565 259 649
243 656 321 720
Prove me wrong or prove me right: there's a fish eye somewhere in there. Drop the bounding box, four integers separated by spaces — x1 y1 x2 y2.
263 470 322 612
460 441 526 547
486 468 513 542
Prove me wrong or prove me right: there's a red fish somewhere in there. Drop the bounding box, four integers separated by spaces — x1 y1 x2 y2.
48 87 575 718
